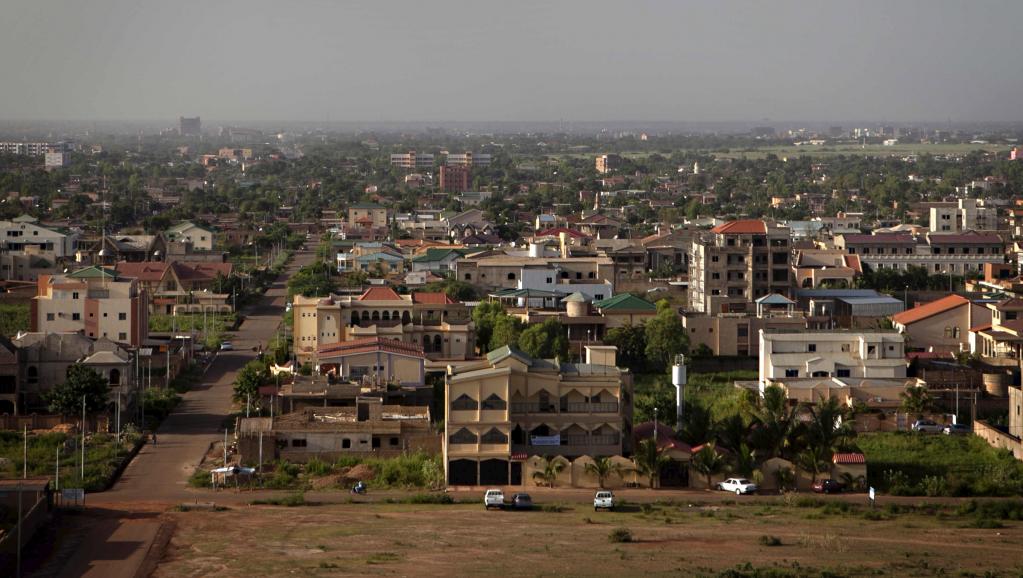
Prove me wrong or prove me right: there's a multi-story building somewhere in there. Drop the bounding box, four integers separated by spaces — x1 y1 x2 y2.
44 147 70 169
292 287 475 364
179 116 201 136
456 253 615 297
0 217 78 258
688 220 792 314
595 154 621 174
793 248 862 289
0 141 70 156
30 266 148 347
446 151 491 167
389 151 435 169
444 344 631 486
439 165 471 193
929 199 999 233
746 329 914 407
348 202 389 230
165 221 215 252
835 231 1004 275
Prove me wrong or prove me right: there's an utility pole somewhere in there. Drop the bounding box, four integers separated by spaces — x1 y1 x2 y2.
224 428 229 467
81 395 86 482
55 447 59 491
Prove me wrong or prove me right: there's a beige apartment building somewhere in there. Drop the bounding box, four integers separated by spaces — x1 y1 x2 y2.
689 220 793 314
292 287 474 364
444 344 632 486
348 202 389 230
30 266 148 346
684 294 807 357
595 154 621 174
455 254 615 294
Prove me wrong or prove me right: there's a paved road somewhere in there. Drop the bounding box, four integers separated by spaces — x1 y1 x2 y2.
26 245 316 578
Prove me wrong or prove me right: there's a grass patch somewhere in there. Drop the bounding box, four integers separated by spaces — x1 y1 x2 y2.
0 431 138 491
608 527 633 543
251 493 307 507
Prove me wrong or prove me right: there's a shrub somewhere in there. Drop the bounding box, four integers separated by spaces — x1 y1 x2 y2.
305 457 332 477
188 468 212 488
608 527 633 543
967 517 1004 529
758 535 782 547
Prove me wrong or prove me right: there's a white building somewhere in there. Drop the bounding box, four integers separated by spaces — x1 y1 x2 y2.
758 329 906 389
518 267 612 302
446 151 491 167
0 218 78 258
929 199 998 233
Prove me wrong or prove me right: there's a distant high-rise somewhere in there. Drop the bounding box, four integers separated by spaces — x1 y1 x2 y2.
179 116 201 136
439 165 471 193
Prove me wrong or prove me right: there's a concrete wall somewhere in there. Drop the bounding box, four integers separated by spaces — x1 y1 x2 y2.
975 420 1023 460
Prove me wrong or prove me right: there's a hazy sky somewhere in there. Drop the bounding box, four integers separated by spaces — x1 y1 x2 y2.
2 0 1021 122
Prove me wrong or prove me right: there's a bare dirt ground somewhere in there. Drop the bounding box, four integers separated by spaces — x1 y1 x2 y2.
153 500 1023 577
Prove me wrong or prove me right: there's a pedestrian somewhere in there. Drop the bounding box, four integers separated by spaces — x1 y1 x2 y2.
152 433 157 445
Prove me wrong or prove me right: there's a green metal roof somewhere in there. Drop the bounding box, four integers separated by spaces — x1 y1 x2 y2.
411 248 467 263
593 293 657 311
486 345 533 366
68 266 117 279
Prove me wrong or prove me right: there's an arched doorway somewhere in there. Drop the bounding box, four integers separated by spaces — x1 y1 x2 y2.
109 368 121 385
433 335 442 354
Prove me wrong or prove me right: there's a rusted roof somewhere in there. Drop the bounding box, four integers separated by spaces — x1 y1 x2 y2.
412 292 455 305
317 337 424 358
710 220 767 235
891 295 968 326
358 287 403 301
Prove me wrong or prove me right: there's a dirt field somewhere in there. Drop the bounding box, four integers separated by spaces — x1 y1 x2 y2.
154 498 1023 577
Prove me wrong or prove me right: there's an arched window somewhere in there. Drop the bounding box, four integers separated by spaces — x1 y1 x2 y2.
480 428 508 444
433 334 442 352
361 311 370 320
382 311 391 321
393 311 400 321
402 311 411 324
449 428 478 445
507 273 516 280
451 394 478 411
27 366 38 383
372 310 380 321
481 393 506 411
109 368 120 386
422 335 431 353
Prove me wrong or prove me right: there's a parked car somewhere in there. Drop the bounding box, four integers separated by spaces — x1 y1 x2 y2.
912 419 943 434
593 491 615 511
510 493 533 510
716 478 758 495
812 479 845 494
484 489 505 510
219 341 234 351
943 423 971 436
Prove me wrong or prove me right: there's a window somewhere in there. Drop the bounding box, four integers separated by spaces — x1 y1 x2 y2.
481 393 506 411
464 273 471 280
836 368 851 378
546 277 553 284
480 428 508 444
808 344 816 352
711 256 719 263
841 344 850 352
451 394 478 411
390 437 399 446
449 428 478 444
868 345 876 354
342 439 351 449
72 292 79 299
119 312 127 321
737 326 748 337
785 369 799 378
72 313 80 321
46 313 54 321
507 273 516 280
291 439 307 448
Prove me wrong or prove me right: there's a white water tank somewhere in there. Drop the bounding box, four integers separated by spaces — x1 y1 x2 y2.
671 355 687 424
528 242 543 258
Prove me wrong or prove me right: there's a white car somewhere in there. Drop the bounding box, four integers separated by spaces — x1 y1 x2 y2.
484 488 504 510
219 341 234 351
716 478 758 495
593 491 615 511
912 419 943 434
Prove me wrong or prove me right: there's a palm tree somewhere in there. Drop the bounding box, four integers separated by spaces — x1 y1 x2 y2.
900 385 935 418
531 456 567 488
634 439 671 489
585 456 625 489
747 385 798 459
796 446 830 485
804 396 854 456
732 443 757 478
691 442 728 490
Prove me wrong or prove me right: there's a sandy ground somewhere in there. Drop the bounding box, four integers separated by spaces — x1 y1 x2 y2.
153 500 1023 577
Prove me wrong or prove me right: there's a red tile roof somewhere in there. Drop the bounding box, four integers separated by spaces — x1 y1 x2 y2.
710 220 767 235
891 295 968 326
832 453 865 465
358 287 403 301
317 337 424 358
412 292 455 305
840 233 916 245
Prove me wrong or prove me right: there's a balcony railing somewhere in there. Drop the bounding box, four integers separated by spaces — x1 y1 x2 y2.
511 402 619 414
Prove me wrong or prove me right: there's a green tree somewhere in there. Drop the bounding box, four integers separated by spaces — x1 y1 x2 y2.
633 383 678 428
603 323 646 370
518 318 569 359
584 456 626 489
691 442 728 490
531 456 568 488
422 278 478 301
634 438 671 488
233 359 269 405
747 384 798 459
45 364 110 416
795 446 830 485
287 262 338 297
900 385 935 418
471 301 505 353
489 315 525 352
644 300 688 371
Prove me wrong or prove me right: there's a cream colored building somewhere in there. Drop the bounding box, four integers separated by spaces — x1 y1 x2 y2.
892 295 989 354
758 329 906 387
315 337 426 386
348 202 389 229
293 287 474 364
31 266 148 346
165 221 215 252
444 344 632 486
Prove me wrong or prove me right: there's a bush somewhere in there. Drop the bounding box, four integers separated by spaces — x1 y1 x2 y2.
402 493 454 505
758 535 782 547
252 493 306 507
305 457 332 477
967 517 1005 529
608 527 633 543
363 452 443 489
334 456 363 469
188 468 212 488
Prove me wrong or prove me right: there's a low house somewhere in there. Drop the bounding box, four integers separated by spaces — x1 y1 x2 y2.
236 399 436 465
892 295 989 354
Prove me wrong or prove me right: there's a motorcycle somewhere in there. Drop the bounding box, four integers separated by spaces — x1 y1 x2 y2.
351 481 366 495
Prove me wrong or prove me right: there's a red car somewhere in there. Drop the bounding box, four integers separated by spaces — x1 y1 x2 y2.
812 479 845 494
